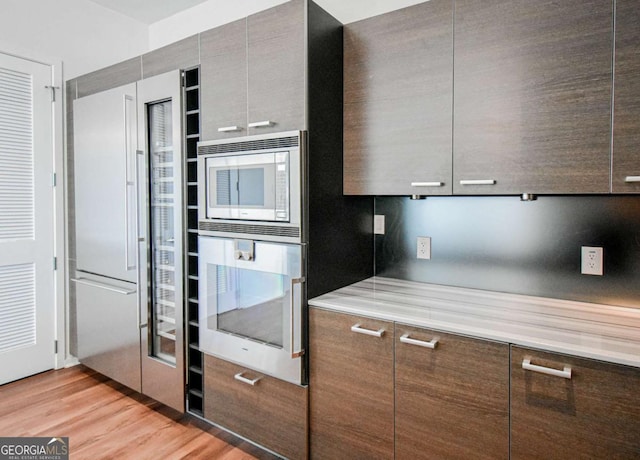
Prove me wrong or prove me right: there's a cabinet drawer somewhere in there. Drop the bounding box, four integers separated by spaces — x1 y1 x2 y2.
511 346 640 459
309 308 394 459
395 325 509 459
75 275 140 392
203 354 308 460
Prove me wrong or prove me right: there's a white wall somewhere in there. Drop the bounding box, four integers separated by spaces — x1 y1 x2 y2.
0 0 430 79
149 0 288 50
315 0 430 24
0 0 148 80
149 0 427 51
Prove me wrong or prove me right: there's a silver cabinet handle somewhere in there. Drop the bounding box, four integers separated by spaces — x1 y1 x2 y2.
351 324 385 337
248 120 274 128
411 182 444 187
71 278 137 295
522 358 572 379
234 372 262 386
624 176 640 183
400 333 439 349
460 179 496 186
217 126 242 133
290 277 305 358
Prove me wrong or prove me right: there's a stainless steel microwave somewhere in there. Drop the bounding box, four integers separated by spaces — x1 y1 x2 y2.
197 131 305 243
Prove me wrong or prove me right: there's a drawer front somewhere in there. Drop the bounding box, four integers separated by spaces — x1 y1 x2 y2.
203 354 308 460
309 308 394 459
395 324 509 460
511 346 640 459
75 276 140 392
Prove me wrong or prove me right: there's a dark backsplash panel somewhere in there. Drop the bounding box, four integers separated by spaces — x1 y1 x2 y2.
374 196 640 308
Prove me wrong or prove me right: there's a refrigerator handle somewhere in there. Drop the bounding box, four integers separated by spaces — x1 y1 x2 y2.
124 94 136 271
71 277 137 295
136 148 148 329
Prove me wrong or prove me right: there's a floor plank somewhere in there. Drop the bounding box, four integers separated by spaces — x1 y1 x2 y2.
0 365 280 459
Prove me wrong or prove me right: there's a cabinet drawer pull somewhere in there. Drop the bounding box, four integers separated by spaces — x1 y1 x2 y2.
234 372 262 386
400 333 439 349
522 358 572 379
411 182 444 187
351 324 385 337
624 176 640 183
248 120 274 128
459 179 496 186
217 126 242 133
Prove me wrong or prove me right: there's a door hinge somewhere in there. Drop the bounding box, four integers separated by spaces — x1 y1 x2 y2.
181 71 186 88
54 340 58 354
53 257 57 270
45 85 60 102
52 172 57 187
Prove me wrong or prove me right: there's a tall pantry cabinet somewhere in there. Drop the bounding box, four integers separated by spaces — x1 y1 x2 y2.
198 2 373 459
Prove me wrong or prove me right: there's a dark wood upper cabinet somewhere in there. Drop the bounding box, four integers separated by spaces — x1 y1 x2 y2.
612 0 640 193
511 346 640 459
247 0 306 136
395 324 509 459
453 0 613 195
309 308 394 459
200 19 248 141
200 0 307 140
344 0 454 196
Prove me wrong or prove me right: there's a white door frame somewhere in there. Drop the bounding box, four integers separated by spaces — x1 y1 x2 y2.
0 49 67 370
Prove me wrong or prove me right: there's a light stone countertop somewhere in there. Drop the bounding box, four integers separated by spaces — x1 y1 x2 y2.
308 276 640 368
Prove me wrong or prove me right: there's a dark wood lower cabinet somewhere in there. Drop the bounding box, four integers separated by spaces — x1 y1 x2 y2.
203 354 308 460
511 346 640 459
395 325 509 459
309 308 394 459
307 308 640 459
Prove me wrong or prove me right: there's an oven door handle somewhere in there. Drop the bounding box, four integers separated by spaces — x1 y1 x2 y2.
290 276 306 359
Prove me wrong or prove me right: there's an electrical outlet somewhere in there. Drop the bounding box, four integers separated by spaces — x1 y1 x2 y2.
581 246 603 276
417 236 431 260
374 215 385 235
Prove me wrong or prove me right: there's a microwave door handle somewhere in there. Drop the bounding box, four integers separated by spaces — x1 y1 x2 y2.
290 277 305 359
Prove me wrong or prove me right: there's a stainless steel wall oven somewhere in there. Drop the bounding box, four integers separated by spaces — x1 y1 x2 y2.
197 131 307 385
198 236 305 384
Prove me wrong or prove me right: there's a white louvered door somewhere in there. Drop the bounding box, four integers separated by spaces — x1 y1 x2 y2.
0 52 55 384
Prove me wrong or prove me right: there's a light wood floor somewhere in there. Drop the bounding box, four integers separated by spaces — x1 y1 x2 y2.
0 365 280 460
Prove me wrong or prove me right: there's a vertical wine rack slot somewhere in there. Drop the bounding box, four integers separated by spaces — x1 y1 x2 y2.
183 66 203 416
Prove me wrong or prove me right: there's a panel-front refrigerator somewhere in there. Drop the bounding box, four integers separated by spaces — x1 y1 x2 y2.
73 82 141 392
73 70 184 412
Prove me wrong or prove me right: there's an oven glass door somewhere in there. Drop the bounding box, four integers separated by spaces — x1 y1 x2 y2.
198 236 304 383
